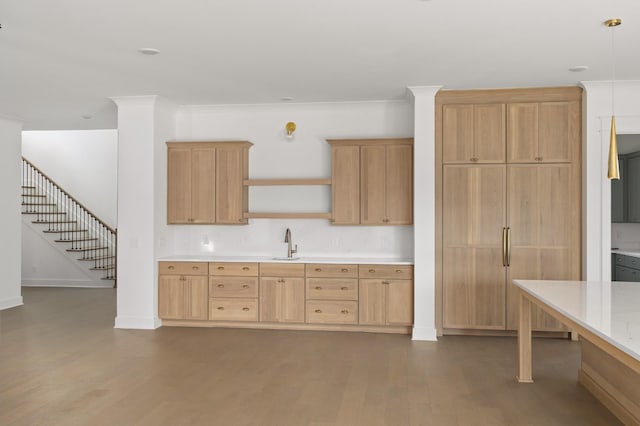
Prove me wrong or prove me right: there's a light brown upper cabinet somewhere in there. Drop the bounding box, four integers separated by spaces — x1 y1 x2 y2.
167 141 252 224
443 103 505 164
328 138 413 226
436 87 582 335
507 101 579 163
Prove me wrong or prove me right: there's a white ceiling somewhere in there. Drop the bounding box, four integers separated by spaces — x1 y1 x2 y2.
2 0 639 130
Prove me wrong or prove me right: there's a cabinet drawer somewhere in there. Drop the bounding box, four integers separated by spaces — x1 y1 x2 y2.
615 254 640 270
306 300 358 324
209 298 258 321
209 262 258 277
210 277 259 298
359 264 413 279
159 262 208 276
306 278 358 301
305 264 358 278
259 263 305 277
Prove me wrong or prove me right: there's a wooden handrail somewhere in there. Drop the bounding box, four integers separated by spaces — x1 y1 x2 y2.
22 156 116 234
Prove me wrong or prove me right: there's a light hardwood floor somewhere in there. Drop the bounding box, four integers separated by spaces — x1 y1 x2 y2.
0 288 620 426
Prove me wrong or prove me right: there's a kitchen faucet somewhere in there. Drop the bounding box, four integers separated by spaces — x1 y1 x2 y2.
284 228 297 258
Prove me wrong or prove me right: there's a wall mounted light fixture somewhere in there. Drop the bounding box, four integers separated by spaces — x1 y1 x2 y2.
606 18 622 180
285 121 296 140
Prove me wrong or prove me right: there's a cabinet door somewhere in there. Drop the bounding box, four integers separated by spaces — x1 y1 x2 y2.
216 147 247 224
507 103 538 163
538 102 576 163
611 158 626 223
442 165 507 329
191 147 216 223
360 145 386 224
387 280 413 325
167 148 192 223
281 278 305 323
331 145 360 225
359 279 386 325
506 165 577 331
443 104 474 163
185 276 208 320
259 277 281 322
259 277 304 323
158 275 185 319
627 156 640 222
385 144 413 225
474 104 506 163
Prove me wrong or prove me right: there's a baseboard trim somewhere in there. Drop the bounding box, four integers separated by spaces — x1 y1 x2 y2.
0 296 24 311
22 279 112 288
412 326 438 341
114 316 162 330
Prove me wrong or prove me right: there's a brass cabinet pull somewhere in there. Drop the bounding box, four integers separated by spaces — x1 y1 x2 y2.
168 265 175 270
217 284 224 288
217 266 224 270
382 280 389 285
242 267 250 271
192 266 199 270
315 286 322 290
315 309 322 313
242 307 250 311
382 218 390 223
502 227 508 267
341 310 349 314
242 285 250 289
506 227 512 267
395 269 402 273
341 268 348 272
369 269 376 273
341 286 348 290
315 268 322 272
217 306 224 310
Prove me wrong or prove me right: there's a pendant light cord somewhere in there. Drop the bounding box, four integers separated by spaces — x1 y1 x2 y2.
611 24 616 117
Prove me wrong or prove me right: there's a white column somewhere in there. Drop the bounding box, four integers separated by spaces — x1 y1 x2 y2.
408 86 441 341
112 96 176 329
0 115 24 310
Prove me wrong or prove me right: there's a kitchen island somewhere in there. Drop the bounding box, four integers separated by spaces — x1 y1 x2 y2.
514 279 639 425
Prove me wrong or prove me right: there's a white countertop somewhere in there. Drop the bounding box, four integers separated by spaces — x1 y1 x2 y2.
157 254 414 265
513 280 640 361
612 249 640 259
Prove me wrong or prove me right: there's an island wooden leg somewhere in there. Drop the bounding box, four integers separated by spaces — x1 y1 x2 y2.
517 290 534 383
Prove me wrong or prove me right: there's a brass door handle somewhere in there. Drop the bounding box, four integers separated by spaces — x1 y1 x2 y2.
315 286 322 290
217 266 224 270
369 269 376 273
315 268 322 272
341 268 348 272
315 309 322 313
242 307 250 311
502 227 508 267
242 285 249 289
217 284 224 288
242 267 250 271
217 306 224 310
506 227 512 267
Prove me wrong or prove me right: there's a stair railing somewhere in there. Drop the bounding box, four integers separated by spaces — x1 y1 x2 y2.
21 157 117 285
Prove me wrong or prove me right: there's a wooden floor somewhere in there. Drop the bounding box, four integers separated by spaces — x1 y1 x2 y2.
0 288 621 426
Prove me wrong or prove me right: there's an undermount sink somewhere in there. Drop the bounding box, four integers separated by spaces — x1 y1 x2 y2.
272 257 301 261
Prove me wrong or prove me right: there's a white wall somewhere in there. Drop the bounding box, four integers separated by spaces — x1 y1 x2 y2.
581 80 640 281
171 101 415 258
0 116 24 310
21 129 118 227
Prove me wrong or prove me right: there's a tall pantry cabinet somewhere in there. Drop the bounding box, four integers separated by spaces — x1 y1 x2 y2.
436 87 582 334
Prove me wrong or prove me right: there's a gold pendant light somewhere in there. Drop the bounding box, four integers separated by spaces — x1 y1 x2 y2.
606 18 622 180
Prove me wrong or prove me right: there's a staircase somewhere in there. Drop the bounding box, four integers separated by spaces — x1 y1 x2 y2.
21 157 117 286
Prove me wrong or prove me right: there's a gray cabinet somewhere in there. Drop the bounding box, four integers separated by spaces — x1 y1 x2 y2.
611 152 640 223
627 156 640 222
613 253 640 282
611 158 626 222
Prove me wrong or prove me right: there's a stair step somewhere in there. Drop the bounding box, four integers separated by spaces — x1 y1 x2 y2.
78 255 115 261
22 212 66 215
43 229 87 234
90 265 115 271
32 220 77 224
21 185 36 189
101 277 117 281
66 247 108 252
22 194 46 198
55 238 98 243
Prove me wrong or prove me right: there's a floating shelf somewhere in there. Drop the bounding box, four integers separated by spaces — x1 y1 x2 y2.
244 178 331 186
243 212 332 219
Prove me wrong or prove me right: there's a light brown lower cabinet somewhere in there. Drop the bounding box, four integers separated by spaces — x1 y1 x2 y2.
158 275 208 320
159 261 414 334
